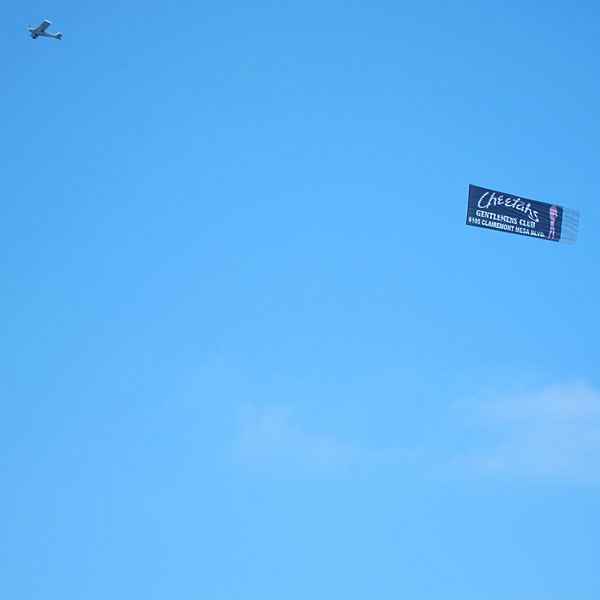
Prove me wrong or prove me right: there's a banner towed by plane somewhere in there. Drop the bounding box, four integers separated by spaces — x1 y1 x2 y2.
466 184 579 243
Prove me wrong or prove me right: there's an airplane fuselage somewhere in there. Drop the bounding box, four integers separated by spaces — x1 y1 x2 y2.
29 28 62 40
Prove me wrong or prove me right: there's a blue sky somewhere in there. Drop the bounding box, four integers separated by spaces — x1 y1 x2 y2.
2 1 600 598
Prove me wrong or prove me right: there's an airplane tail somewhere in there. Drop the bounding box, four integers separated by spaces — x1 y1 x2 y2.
56 33 62 40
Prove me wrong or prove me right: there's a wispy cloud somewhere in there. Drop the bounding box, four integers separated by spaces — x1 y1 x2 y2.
231 404 391 473
446 381 600 483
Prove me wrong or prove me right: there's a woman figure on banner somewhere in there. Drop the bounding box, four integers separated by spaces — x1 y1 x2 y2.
548 205 558 240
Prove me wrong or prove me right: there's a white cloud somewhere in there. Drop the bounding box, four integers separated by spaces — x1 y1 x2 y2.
448 381 600 483
231 404 389 473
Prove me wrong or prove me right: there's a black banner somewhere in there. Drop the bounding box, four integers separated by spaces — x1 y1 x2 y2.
466 185 579 244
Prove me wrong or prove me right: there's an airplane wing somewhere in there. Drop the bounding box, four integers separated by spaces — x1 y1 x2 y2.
36 20 51 32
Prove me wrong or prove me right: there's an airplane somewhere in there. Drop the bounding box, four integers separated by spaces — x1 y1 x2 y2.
29 20 62 40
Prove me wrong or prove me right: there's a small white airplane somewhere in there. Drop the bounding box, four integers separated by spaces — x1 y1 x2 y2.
29 20 62 40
